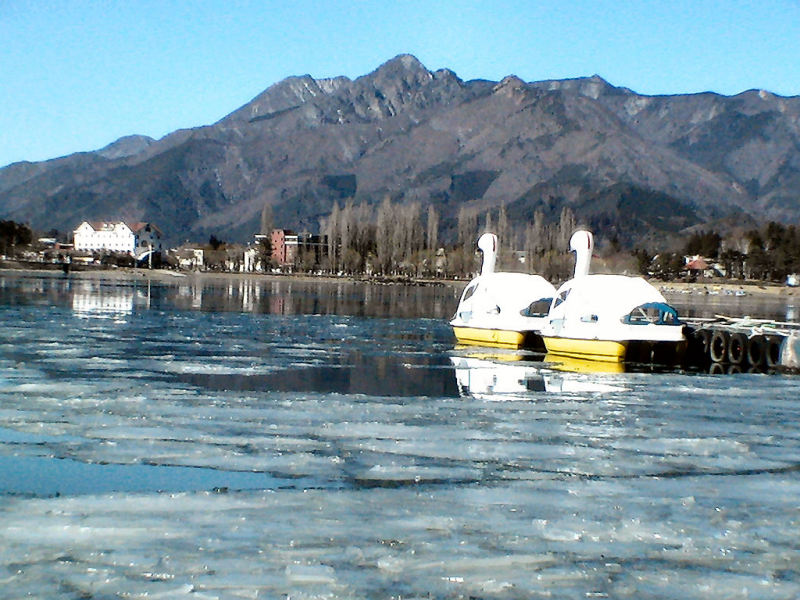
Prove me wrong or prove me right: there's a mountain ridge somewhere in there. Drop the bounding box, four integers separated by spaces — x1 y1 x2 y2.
2 54 798 247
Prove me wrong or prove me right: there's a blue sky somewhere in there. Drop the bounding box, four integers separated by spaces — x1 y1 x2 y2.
1 0 798 168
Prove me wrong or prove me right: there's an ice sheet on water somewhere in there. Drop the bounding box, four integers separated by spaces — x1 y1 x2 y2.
3 481 800 598
3 282 800 597
157 359 284 375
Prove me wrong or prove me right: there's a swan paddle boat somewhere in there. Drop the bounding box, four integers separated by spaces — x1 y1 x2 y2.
450 233 556 349
541 230 686 363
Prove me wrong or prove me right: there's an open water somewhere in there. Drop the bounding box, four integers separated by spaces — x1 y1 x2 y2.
1 272 799 599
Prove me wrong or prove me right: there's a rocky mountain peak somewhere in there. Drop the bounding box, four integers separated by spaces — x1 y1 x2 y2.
1 56 799 247
96 135 156 160
365 53 433 89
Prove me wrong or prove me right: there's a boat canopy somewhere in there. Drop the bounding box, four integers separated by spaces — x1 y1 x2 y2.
551 274 673 322
453 272 556 330
622 302 681 326
458 272 555 314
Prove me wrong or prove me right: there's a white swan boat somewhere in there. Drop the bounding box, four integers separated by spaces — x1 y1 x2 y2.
541 230 686 363
450 233 556 349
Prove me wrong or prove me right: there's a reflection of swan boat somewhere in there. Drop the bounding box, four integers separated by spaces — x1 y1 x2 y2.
544 353 624 374
450 351 629 398
541 231 686 363
450 233 556 349
450 355 545 399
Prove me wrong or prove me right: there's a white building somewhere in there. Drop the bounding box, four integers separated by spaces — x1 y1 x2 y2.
174 247 204 270
73 221 163 257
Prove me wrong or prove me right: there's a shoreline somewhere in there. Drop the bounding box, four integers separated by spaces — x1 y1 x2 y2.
656 280 798 299
2 265 798 298
0 265 463 288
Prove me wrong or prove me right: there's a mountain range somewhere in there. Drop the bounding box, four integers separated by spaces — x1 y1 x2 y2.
2 54 799 248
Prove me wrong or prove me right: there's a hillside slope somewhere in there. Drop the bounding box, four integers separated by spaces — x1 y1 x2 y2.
2 54 798 246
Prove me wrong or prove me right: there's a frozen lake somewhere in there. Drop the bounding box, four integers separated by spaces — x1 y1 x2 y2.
1 272 799 598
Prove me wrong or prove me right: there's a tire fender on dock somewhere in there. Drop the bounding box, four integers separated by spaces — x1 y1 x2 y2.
710 330 728 363
694 329 711 353
766 336 783 368
746 335 766 367
727 333 748 365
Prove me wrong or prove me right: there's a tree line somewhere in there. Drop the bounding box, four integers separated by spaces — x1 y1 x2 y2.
310 198 585 280
637 222 800 281
3 208 799 284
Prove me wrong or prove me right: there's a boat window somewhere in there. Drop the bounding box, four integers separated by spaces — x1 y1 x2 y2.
622 302 682 325
461 283 478 302
520 297 552 318
553 289 570 308
580 314 599 323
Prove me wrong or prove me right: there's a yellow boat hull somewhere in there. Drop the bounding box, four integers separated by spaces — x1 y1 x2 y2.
452 326 528 349
543 337 628 363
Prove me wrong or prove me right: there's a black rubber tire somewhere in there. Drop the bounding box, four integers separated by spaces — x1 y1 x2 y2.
766 336 783 368
695 329 711 353
709 330 728 363
746 335 766 367
727 333 747 365
709 362 725 375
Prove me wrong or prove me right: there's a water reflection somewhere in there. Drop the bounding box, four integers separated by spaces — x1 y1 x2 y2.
666 290 798 322
3 272 798 324
450 351 630 399
0 273 461 319
178 350 460 398
787 304 797 322
165 277 459 317
71 281 136 315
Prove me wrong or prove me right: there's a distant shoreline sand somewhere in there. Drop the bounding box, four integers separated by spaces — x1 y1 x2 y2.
2 265 798 299
657 280 798 299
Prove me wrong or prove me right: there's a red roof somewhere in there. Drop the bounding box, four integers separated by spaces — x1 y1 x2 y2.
128 222 162 235
686 257 709 270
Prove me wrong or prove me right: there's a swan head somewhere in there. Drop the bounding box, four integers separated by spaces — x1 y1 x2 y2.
477 232 498 275
569 230 593 278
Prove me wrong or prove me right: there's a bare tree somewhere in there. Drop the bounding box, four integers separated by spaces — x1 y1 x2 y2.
557 206 576 250
497 204 508 245
524 210 546 270
496 203 511 268
376 196 395 274
339 200 355 272
457 207 478 248
426 204 439 252
326 202 341 272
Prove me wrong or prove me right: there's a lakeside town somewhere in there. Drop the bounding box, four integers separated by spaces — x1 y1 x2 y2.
1 213 799 297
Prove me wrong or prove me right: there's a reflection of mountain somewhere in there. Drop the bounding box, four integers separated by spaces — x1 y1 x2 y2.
450 353 630 398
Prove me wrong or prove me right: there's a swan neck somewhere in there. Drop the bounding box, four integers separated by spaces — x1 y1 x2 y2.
569 230 593 278
573 249 591 278
478 233 498 275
